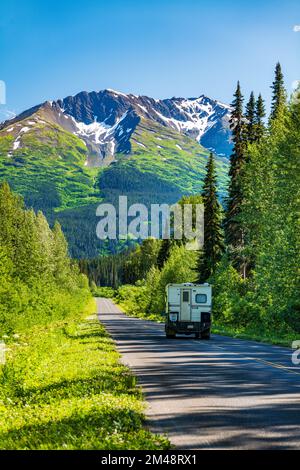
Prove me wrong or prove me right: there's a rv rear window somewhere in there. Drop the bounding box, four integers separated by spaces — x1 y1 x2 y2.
195 294 207 303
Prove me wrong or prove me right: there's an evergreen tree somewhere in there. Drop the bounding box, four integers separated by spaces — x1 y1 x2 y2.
52 221 71 285
0 183 90 333
270 62 286 121
254 93 266 142
0 182 23 259
240 94 265 276
197 153 224 282
14 209 41 283
224 82 246 258
245 91 256 143
240 86 299 329
123 238 160 283
36 211 54 277
157 239 172 269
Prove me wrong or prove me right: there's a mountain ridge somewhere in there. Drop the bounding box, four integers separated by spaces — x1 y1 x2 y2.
0 88 230 257
1 89 232 164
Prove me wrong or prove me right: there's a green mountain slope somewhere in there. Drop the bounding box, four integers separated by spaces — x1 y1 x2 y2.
99 118 228 204
0 117 100 211
0 114 228 258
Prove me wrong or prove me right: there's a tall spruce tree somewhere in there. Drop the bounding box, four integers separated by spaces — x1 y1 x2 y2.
245 91 256 143
52 221 72 286
254 93 266 142
0 182 23 259
224 81 246 254
238 93 266 277
270 62 286 121
157 239 172 269
197 153 224 282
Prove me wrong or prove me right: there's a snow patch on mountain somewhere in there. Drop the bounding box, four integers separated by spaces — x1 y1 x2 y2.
20 126 30 133
1 88 232 163
154 96 231 144
13 139 20 150
70 111 130 158
74 119 110 144
106 89 128 98
10 125 32 152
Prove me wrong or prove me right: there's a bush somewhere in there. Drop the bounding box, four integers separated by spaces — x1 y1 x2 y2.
210 257 246 326
92 286 116 298
115 245 197 321
0 183 92 335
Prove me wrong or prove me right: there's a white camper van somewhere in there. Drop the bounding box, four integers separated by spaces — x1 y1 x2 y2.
165 283 212 339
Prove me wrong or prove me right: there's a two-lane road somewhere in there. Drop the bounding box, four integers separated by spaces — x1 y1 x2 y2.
97 298 300 449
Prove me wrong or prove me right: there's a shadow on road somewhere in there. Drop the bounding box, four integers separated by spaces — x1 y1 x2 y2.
98 301 300 449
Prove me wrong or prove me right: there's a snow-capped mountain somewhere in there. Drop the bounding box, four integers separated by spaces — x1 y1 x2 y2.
1 89 232 165
0 88 231 258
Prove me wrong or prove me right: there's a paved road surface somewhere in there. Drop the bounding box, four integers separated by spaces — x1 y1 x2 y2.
96 298 300 449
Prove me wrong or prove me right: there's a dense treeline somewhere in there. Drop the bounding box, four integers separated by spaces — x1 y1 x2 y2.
80 194 202 288
0 184 166 450
79 250 131 288
80 237 168 288
212 63 300 337
0 182 91 333
82 63 300 341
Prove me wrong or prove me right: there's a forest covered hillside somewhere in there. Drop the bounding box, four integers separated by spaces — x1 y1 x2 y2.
0 92 229 258
84 65 300 346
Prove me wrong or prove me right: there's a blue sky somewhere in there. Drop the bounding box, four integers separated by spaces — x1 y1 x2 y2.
0 0 299 120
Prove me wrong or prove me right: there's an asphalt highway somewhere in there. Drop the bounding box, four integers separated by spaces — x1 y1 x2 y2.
97 297 300 449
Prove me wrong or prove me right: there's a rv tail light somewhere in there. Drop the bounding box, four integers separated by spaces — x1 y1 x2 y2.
201 312 211 322
169 313 178 322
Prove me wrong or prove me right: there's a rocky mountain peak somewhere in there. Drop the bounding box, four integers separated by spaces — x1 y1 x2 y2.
1 89 232 165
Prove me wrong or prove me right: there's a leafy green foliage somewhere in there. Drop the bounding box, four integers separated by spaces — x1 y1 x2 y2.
0 311 169 449
0 116 229 258
99 119 228 205
157 239 172 269
254 94 266 143
0 184 168 449
0 124 99 211
224 81 246 258
0 182 91 334
121 238 161 285
270 62 287 121
92 286 116 298
197 153 224 282
108 66 300 347
115 244 197 320
245 91 256 143
82 194 204 288
210 72 300 343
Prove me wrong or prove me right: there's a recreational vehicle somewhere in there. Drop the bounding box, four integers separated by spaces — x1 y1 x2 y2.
165 283 212 339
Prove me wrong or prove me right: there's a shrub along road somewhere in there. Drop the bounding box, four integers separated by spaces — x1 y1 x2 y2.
97 297 300 450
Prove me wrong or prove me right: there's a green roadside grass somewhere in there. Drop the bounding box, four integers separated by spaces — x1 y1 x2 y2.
0 300 169 450
115 301 164 323
211 324 295 348
92 288 164 322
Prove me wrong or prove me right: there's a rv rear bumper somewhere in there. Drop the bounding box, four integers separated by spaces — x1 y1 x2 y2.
165 321 211 335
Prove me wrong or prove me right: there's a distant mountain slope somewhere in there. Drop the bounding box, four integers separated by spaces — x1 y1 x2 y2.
59 89 233 159
99 117 228 203
1 89 232 162
0 89 230 258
